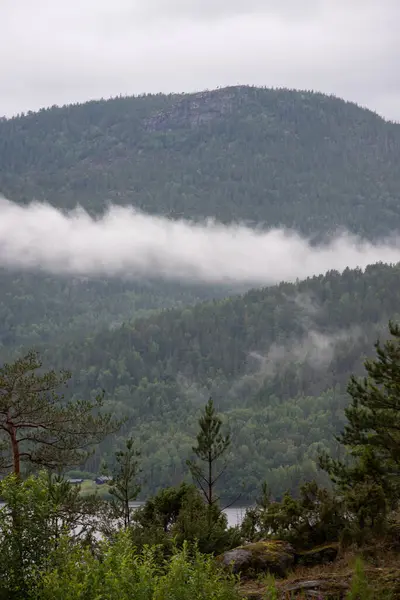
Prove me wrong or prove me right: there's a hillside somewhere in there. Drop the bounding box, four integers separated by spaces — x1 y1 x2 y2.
2 86 400 236
0 272 234 353
34 262 400 500
1 85 400 351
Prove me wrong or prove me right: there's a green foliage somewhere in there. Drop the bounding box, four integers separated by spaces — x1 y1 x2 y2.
108 438 141 528
2 86 399 237
0 271 229 355
2 85 400 498
0 473 57 598
2 262 399 498
321 321 400 541
241 481 272 541
0 350 121 474
8 84 400 355
0 472 107 599
342 322 400 488
36 261 400 499
242 480 345 549
187 398 231 522
346 558 374 600
134 483 197 534
173 489 242 555
36 534 241 600
130 483 240 556
263 574 278 600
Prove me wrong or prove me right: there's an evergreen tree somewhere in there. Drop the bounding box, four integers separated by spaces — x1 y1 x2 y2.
0 350 121 476
109 438 141 528
321 321 400 530
187 398 230 530
342 321 400 469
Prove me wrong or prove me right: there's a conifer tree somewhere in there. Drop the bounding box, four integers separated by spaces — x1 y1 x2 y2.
187 398 230 529
0 350 121 476
109 438 141 528
321 321 400 521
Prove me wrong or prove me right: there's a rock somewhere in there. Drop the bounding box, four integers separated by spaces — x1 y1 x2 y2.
296 543 339 567
282 578 349 599
218 540 295 578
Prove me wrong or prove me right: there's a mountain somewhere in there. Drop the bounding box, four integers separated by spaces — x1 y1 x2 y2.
2 86 400 236
34 262 400 500
1 85 400 351
2 87 400 499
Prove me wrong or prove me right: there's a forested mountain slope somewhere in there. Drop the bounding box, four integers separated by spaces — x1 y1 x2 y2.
2 85 400 236
0 272 234 352
1 85 400 351
39 262 400 500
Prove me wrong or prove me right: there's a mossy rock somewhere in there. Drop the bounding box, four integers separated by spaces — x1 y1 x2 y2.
218 540 295 578
296 543 339 566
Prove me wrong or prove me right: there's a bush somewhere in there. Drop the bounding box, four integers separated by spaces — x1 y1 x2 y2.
0 472 107 599
241 480 345 549
36 533 241 600
130 482 241 557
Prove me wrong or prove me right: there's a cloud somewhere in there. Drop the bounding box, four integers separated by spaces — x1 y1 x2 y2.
1 197 400 285
250 327 363 376
135 0 320 22
225 326 363 404
0 1 399 120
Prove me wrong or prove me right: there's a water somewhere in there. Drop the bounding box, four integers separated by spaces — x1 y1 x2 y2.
0 502 249 529
129 502 248 528
224 506 248 528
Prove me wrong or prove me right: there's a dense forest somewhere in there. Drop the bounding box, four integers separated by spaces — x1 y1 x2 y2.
23 262 400 500
1 86 400 353
2 321 400 598
2 86 400 237
0 271 237 352
2 86 400 499
2 85 400 597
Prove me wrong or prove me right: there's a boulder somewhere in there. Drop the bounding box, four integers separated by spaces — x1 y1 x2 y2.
296 543 339 567
218 540 295 578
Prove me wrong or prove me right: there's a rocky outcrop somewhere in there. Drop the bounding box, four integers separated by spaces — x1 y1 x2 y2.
282 578 349 599
240 576 350 599
218 540 295 578
296 543 339 566
143 88 243 132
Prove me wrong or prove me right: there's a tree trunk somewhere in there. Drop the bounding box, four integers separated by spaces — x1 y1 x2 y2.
207 451 212 532
10 425 20 477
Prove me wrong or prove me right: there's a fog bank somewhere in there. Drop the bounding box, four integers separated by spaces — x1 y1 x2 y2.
1 198 400 285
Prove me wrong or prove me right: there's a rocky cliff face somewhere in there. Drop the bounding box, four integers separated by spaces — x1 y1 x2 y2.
143 87 243 132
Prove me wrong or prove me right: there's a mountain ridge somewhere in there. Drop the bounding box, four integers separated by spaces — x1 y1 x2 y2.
2 85 400 235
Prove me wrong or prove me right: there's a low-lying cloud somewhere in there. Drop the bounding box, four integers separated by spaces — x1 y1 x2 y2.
248 327 363 376
1 197 400 285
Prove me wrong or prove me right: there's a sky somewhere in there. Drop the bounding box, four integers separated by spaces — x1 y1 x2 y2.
1 0 399 120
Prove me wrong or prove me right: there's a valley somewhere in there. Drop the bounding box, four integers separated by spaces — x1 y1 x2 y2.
1 85 400 501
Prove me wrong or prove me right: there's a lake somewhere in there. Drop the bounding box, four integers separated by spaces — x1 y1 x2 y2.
128 502 249 528
0 502 249 528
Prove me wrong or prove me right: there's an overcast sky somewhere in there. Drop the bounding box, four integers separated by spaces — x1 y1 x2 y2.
1 0 399 120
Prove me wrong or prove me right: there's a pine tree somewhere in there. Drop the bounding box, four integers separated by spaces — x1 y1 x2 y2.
320 321 400 528
109 438 141 528
187 398 230 530
0 350 121 476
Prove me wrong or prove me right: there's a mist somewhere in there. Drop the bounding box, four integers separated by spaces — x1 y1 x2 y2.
248 326 363 377
1 197 400 285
